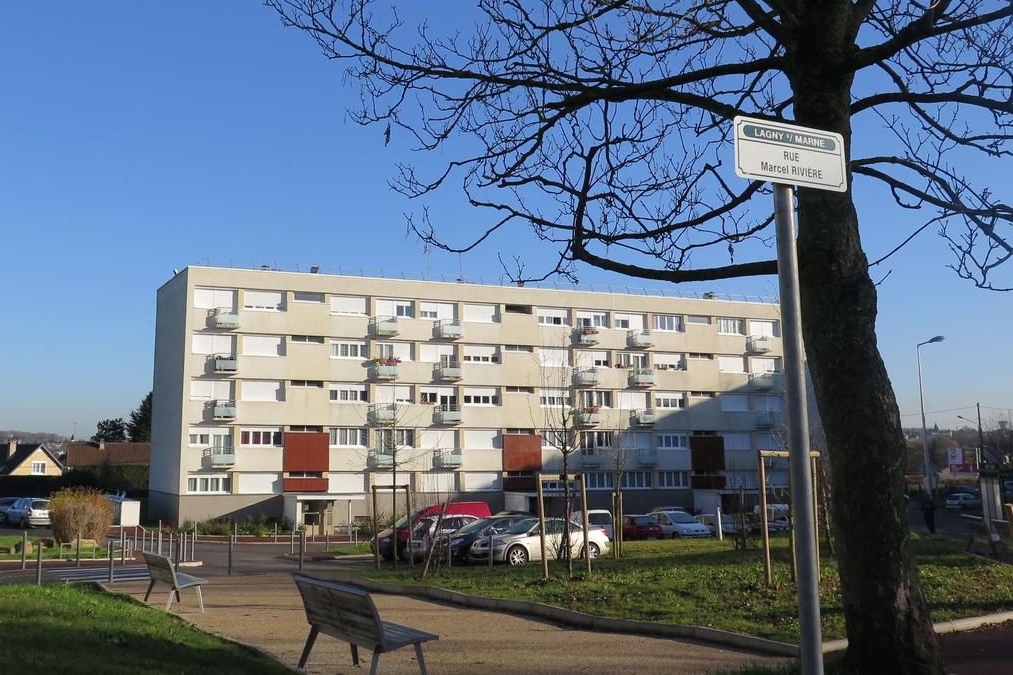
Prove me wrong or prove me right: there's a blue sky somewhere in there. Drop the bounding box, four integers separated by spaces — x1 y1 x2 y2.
1 3 1009 439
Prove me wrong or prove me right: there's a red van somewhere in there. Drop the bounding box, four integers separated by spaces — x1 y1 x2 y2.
373 501 492 560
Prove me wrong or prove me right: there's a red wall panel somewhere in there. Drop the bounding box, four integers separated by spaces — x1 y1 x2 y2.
283 433 329 472
503 434 542 472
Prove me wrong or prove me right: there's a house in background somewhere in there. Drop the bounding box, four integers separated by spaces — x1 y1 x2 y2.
64 441 151 493
1 439 64 477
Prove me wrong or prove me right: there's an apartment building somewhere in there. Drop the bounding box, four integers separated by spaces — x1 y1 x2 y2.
150 266 788 529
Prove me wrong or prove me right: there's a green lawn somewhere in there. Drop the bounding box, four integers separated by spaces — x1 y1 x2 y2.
0 584 293 674
340 535 1013 643
0 534 108 561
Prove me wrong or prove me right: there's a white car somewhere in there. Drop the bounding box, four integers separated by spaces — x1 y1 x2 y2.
696 513 745 535
468 517 611 565
650 510 711 538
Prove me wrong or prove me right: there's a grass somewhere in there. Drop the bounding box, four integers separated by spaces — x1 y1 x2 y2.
0 584 293 674
338 535 1013 643
0 534 108 561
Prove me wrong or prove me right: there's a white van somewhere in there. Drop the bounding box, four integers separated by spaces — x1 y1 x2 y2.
570 509 614 539
753 504 790 531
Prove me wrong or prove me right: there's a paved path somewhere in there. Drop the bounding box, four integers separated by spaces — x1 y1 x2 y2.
108 573 790 675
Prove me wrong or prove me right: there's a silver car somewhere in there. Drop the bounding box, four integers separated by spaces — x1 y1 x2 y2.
650 510 711 538
468 517 610 565
7 497 51 528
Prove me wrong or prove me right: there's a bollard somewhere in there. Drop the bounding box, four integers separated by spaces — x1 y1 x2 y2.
157 531 163 557
227 531 234 576
488 532 494 568
76 532 82 568
120 529 126 565
274 522 278 544
36 540 43 586
290 530 296 555
20 531 28 570
108 542 115 582
325 531 330 551
299 530 306 572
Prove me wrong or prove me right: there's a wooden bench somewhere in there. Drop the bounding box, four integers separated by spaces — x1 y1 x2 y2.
140 551 207 612
964 519 1007 559
293 574 438 675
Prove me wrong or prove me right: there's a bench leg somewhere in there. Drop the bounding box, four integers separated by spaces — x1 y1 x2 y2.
297 626 319 669
143 580 156 603
350 643 360 666
195 585 205 613
166 591 175 611
414 642 429 675
368 647 381 675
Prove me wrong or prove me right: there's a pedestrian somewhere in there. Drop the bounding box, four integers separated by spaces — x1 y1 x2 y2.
921 495 936 534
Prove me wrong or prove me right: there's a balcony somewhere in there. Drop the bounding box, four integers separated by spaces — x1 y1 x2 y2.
750 372 776 391
209 308 240 329
756 410 781 429
369 362 399 380
575 407 601 427
636 451 658 467
433 404 462 425
204 451 236 468
435 319 463 340
580 450 603 468
212 355 238 373
632 409 657 425
212 400 237 420
574 368 600 387
367 403 397 425
628 368 656 388
626 329 654 348
574 326 599 346
747 335 773 353
433 448 464 470
367 449 395 469
368 315 399 337
434 361 463 381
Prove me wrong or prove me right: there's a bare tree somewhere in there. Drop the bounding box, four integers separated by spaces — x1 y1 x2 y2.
269 2 1013 671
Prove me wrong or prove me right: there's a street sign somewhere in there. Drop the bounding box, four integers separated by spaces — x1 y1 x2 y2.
733 116 847 192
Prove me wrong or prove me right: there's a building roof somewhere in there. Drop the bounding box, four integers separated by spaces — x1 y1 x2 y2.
1 443 64 476
65 441 151 467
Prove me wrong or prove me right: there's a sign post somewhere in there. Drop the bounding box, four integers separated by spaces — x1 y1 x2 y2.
734 115 846 675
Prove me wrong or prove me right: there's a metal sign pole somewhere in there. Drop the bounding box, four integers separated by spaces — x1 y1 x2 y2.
773 183 823 675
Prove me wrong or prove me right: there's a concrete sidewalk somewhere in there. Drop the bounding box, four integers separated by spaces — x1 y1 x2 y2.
108 573 790 674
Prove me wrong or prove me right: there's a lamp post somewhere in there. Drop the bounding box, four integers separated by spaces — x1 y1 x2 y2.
917 335 945 494
958 403 988 469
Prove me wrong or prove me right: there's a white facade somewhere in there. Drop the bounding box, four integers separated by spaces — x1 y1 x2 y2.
150 266 789 527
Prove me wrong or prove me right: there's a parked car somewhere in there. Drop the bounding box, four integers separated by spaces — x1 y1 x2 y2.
648 505 687 514
621 514 664 540
372 501 493 560
407 514 482 560
468 517 610 565
0 496 19 525
650 510 711 538
438 513 537 564
945 492 982 510
7 497 51 528
696 513 745 535
571 509 614 539
753 504 791 532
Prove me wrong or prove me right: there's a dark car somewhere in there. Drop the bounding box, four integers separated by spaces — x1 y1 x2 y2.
438 513 535 564
622 514 664 540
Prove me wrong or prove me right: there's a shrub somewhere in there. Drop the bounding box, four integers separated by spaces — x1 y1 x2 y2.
49 488 114 543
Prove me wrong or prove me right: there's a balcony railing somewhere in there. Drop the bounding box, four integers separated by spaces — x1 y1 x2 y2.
574 327 600 345
628 368 656 388
204 451 236 468
367 403 397 425
580 450 603 468
750 372 776 391
756 410 780 429
636 451 658 467
433 448 464 469
368 315 399 336
433 404 462 425
575 408 601 427
209 308 240 329
434 361 463 381
574 368 600 387
435 319 463 340
212 355 238 373
369 363 399 380
626 329 654 348
747 335 773 353
367 449 395 469
632 409 657 425
212 400 237 419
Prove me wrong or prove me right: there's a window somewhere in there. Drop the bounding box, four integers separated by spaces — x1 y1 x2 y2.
395 301 413 317
658 471 689 488
653 353 684 370
419 301 454 320
420 386 456 405
419 344 455 363
287 471 324 478
329 384 367 403
752 357 781 373
31 461 46 475
539 389 570 407
189 427 232 447
240 429 283 446
575 311 608 328
241 380 284 402
504 428 535 435
613 313 644 330
722 432 752 450
537 308 569 325
291 335 325 344
375 385 413 404
717 317 746 335
463 303 498 322
581 431 614 449
717 355 746 372
613 313 631 329
750 320 778 337
655 392 686 409
189 379 233 401
689 391 715 399
377 428 415 447
579 390 613 408
463 387 498 406
331 341 367 359
617 391 649 409
653 314 683 331
537 348 569 368
616 352 647 367
243 290 284 311
243 335 284 357
463 345 499 363
755 395 784 412
194 288 236 310
503 344 533 352
464 429 498 449
657 433 688 449
687 352 714 360
505 386 534 394
330 427 367 447
192 334 235 355
584 472 614 490
720 394 750 412
504 304 532 314
330 295 367 315
292 291 325 303
687 315 711 325
621 471 653 489
187 475 231 493
291 380 324 388
289 425 323 432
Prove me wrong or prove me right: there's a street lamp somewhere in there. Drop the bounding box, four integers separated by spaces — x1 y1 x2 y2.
917 335 945 494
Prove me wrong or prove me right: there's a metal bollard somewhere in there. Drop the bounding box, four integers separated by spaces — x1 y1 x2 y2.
157 531 163 556
325 532 330 551
488 533 494 568
298 530 306 572
20 531 28 570
290 530 296 555
108 542 115 582
76 533 82 567
274 523 278 544
36 540 43 585
227 532 234 576
120 529 126 565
